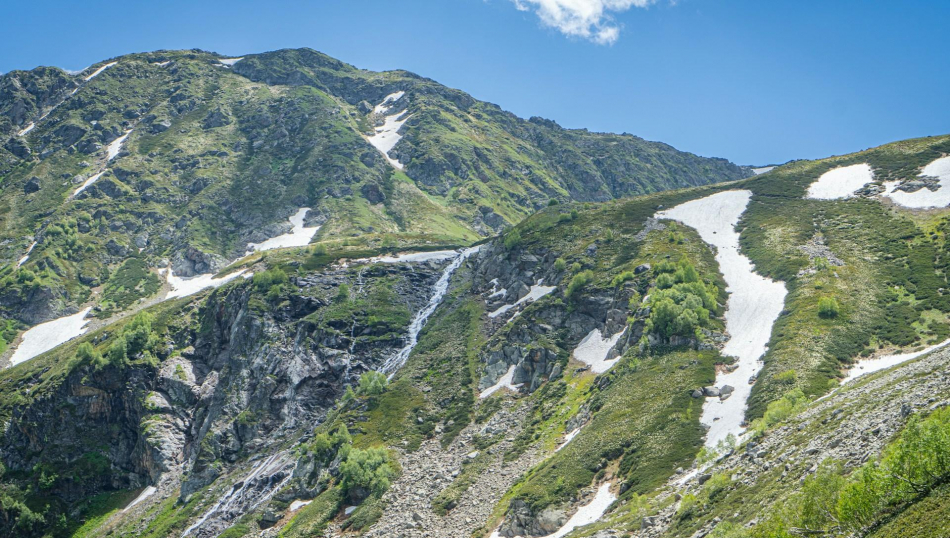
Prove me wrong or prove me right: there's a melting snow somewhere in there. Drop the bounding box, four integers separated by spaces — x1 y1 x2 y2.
165 268 250 299
373 91 405 114
657 190 787 448
153 61 171 67
843 337 950 384
805 163 874 200
218 57 244 66
289 500 312 511
881 156 950 209
488 280 556 318
751 166 775 175
344 506 358 516
124 486 157 512
367 92 410 169
246 208 319 253
9 307 92 367
17 241 37 267
73 170 106 196
17 123 35 136
381 246 481 375
542 483 616 538
479 365 521 398
556 428 581 452
572 327 626 374
370 250 458 264
107 129 132 161
84 61 117 81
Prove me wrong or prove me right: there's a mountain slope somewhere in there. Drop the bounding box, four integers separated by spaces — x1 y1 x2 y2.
1 132 949 537
0 47 749 354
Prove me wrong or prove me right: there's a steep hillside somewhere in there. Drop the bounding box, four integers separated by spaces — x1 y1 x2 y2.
0 48 749 354
1 49 950 538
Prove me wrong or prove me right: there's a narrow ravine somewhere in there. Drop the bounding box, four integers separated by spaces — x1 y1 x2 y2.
656 190 788 448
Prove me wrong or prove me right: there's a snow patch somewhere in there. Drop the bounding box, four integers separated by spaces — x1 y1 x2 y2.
372 250 458 264
488 280 556 318
165 268 251 299
843 337 950 384
556 428 581 452
880 157 950 209
9 307 92 367
17 123 35 136
246 208 319 253
479 365 521 398
17 241 37 267
542 482 616 538
344 505 358 515
657 190 787 448
124 486 157 512
288 500 312 511
367 91 410 169
107 129 132 161
751 166 775 175
805 163 874 200
218 57 244 66
381 246 481 375
84 61 117 81
73 170 106 196
153 61 171 67
572 327 626 373
373 91 405 114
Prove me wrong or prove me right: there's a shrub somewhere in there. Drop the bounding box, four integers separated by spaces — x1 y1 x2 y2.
503 229 522 250
339 447 397 499
312 243 328 256
357 371 388 397
335 283 350 303
252 268 288 292
547 199 559 206
565 270 594 299
554 258 567 272
818 297 840 318
611 271 635 288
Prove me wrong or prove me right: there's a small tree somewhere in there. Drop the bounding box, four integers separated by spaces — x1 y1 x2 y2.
818 297 840 318
503 229 522 250
357 371 388 397
335 283 350 303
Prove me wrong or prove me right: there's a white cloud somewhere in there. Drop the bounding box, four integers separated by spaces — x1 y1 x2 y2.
512 0 655 44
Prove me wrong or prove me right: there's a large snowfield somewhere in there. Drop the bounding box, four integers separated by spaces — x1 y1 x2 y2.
881 156 950 208
246 208 319 252
805 163 874 200
657 190 788 448
9 307 93 367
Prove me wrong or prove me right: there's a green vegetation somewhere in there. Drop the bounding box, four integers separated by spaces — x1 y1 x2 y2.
817 296 840 319
645 261 719 339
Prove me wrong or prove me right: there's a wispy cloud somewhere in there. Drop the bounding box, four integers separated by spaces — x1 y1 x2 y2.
512 0 655 45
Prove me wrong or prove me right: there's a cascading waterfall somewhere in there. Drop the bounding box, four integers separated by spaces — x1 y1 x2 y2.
381 246 481 375
181 452 295 537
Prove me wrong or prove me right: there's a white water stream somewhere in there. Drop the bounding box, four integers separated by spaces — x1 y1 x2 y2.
656 190 788 448
381 246 481 375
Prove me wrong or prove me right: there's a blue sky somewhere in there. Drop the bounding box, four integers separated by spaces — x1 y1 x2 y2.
3 0 948 165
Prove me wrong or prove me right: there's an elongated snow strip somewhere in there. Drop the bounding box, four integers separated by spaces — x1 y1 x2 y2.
656 190 787 448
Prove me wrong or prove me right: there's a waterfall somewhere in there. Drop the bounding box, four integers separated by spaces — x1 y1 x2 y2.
381 246 480 376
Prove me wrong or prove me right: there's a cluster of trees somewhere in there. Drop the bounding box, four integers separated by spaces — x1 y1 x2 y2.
72 311 160 371
253 267 289 302
645 260 718 339
308 420 397 502
713 407 950 538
